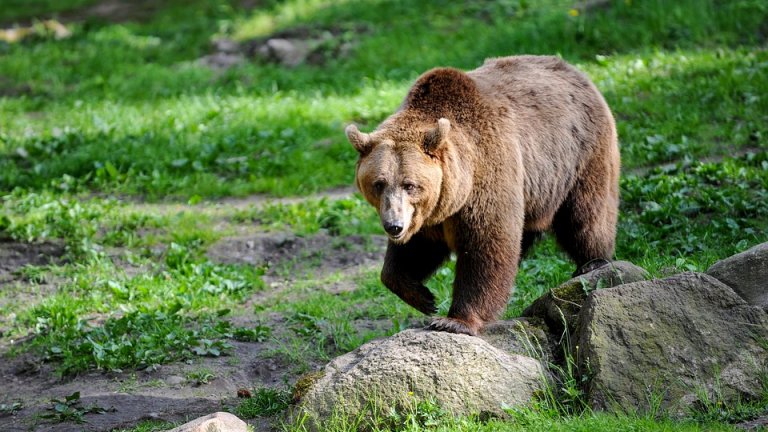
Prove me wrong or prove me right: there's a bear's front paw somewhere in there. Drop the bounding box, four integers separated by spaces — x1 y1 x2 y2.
426 317 479 336
397 287 437 316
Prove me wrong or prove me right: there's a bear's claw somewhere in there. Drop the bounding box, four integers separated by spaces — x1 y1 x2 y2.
426 317 478 336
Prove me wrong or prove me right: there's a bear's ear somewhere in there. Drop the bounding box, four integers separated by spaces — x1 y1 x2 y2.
345 124 372 154
424 118 451 155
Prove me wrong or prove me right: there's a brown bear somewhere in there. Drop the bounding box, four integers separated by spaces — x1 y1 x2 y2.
346 55 620 336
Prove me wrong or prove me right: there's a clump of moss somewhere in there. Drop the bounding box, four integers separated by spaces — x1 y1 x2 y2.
292 371 325 403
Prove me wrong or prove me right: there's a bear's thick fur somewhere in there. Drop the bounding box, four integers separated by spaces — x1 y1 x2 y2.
346 55 620 336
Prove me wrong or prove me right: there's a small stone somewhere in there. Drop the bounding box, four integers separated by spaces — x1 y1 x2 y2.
256 38 312 67
197 52 245 71
167 412 248 432
213 38 240 53
166 375 185 386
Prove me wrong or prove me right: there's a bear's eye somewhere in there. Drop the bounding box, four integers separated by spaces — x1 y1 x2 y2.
373 180 386 194
403 183 418 193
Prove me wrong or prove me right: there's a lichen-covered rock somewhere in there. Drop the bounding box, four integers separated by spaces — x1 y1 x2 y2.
298 329 546 425
577 272 768 414
707 242 768 309
167 412 248 432
523 261 648 336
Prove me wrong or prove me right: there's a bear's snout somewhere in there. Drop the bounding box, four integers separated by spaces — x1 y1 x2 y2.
383 221 404 237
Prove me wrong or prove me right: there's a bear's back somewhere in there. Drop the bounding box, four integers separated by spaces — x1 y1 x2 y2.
468 56 617 226
469 55 600 107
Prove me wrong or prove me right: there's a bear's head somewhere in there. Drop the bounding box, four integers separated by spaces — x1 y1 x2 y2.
346 68 481 243
346 116 458 244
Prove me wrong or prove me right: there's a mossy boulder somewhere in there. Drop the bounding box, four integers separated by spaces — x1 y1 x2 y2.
522 261 648 336
296 329 546 427
577 272 768 414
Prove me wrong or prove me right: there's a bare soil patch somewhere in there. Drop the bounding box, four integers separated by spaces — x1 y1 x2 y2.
0 239 65 284
128 186 356 218
206 232 386 279
0 339 288 431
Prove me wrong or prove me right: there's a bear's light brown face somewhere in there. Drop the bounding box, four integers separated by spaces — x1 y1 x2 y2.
355 141 442 243
346 119 452 244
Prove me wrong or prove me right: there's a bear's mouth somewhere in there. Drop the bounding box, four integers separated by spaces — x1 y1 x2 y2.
386 229 410 243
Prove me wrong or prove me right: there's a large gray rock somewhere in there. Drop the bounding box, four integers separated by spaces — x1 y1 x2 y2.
298 329 546 424
167 412 248 432
523 261 648 336
577 272 768 413
707 242 768 309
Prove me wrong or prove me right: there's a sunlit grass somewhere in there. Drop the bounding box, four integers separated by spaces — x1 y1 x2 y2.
230 0 355 40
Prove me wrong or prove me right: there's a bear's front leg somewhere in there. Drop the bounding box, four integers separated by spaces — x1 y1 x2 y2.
428 207 522 336
381 233 451 315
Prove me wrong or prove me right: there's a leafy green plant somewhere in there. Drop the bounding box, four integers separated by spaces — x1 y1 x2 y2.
186 368 216 386
40 392 108 424
31 309 234 375
385 398 451 430
231 324 272 342
0 401 23 416
618 153 768 268
1 190 114 258
111 420 178 432
235 387 292 418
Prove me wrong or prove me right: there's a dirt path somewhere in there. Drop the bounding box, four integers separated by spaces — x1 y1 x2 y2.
129 186 356 217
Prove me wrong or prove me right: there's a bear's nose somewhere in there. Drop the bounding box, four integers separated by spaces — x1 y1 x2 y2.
383 222 403 236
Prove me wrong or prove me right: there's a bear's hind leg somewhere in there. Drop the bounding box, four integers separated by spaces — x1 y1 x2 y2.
519 230 542 263
552 156 619 276
381 235 451 315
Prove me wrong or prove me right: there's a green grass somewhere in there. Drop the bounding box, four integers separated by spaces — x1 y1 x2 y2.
112 420 178 432
235 387 292 418
1 0 767 431
233 196 381 236
289 397 741 432
1 0 766 199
